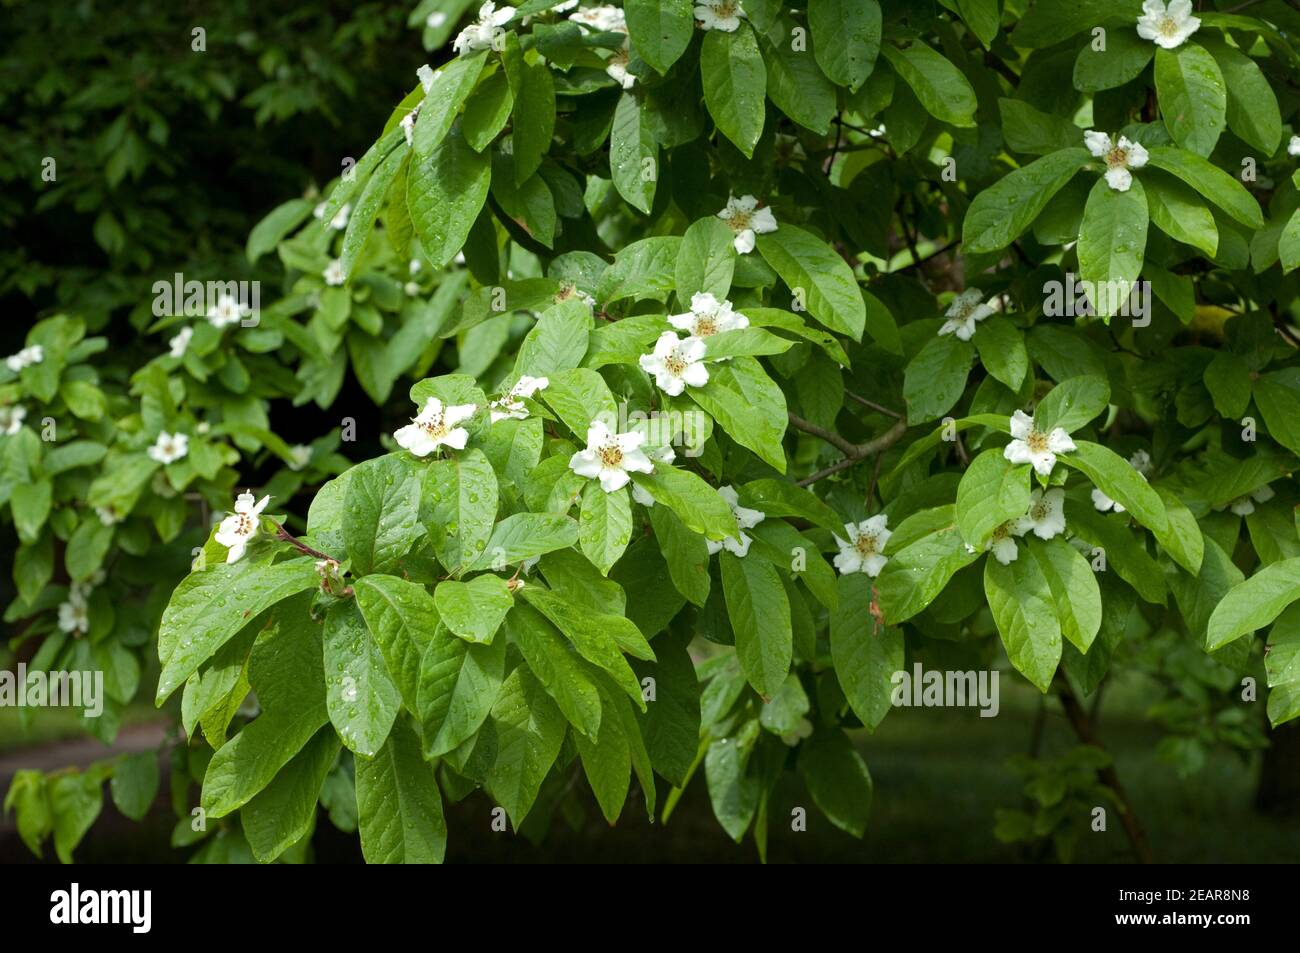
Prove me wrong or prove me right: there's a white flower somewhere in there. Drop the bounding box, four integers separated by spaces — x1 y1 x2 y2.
1136 0 1200 49
833 516 891 577
400 106 420 146
1004 410 1076 477
668 292 748 338
313 201 328 220
58 599 90 635
939 289 994 341
426 11 448 29
1084 130 1149 192
323 259 346 286
207 293 249 329
215 490 271 564
1014 488 1067 541
987 522 1019 565
694 0 747 32
716 194 778 254
409 258 423 275
569 420 654 492
1229 484 1275 516
417 64 440 92
148 431 189 465
0 405 25 435
95 505 122 526
780 717 814 747
196 421 211 435
705 485 765 557
640 332 709 396
168 325 194 357
1289 135 1300 157
1129 448 1153 476
569 5 627 33
329 203 351 231
454 2 516 54
605 42 635 89
288 445 312 471
405 281 421 296
489 375 549 422
394 397 477 457
1091 487 1125 514
5 345 44 373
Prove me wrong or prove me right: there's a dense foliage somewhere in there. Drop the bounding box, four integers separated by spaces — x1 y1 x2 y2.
6 0 1300 863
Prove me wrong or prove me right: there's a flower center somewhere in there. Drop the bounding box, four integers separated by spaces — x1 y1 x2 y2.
234 513 255 535
725 209 752 231
854 533 879 557
419 415 449 439
715 0 738 15
1158 16 1179 37
664 351 687 375
694 315 718 336
598 442 623 468
1026 429 1049 454
990 522 1011 541
1031 502 1050 521
1105 146 1129 169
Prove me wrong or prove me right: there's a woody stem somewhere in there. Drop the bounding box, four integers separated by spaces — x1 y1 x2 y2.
270 519 336 563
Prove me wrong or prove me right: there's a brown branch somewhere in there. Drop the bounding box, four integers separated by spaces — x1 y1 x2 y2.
271 519 336 563
788 412 860 457
796 418 909 487
1056 678 1154 864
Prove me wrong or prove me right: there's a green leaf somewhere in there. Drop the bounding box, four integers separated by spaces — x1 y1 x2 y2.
761 15 837 134
1034 375 1111 433
1146 146 1263 229
407 126 491 269
413 52 487 156
242 727 339 863
344 454 423 575
1206 557 1300 651
700 26 767 158
610 91 658 214
424 449 498 573
1063 441 1168 533
720 550 792 697
1200 36 1281 155
740 478 843 535
808 0 881 90
630 634 700 786
354 574 440 710
202 604 329 817
470 512 581 570
984 553 1062 692
998 99 1083 156
676 216 736 302
434 574 514 643
903 332 973 424
880 41 977 127
503 47 555 183
156 558 319 702
506 603 603 738
831 574 904 730
1253 370 1300 458
540 367 618 436
323 600 401 758
574 680 632 823
1072 27 1153 91
648 503 712 605
756 225 865 339
972 316 1028 390
356 716 447 864
418 623 507 758
962 148 1090 253
1280 209 1300 274
482 666 567 827
631 463 739 539
579 481 633 574
247 198 313 262
1154 45 1226 158
340 145 406 282
798 730 873 837
1028 537 1101 652
625 0 694 74
878 522 980 624
110 752 160 823
1152 485 1204 576
1076 177 1148 320
462 68 515 150
956 449 1032 549
1144 171 1218 256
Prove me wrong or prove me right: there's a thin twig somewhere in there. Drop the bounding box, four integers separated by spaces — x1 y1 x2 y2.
787 412 860 457
844 391 903 418
270 519 336 563
797 418 909 487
